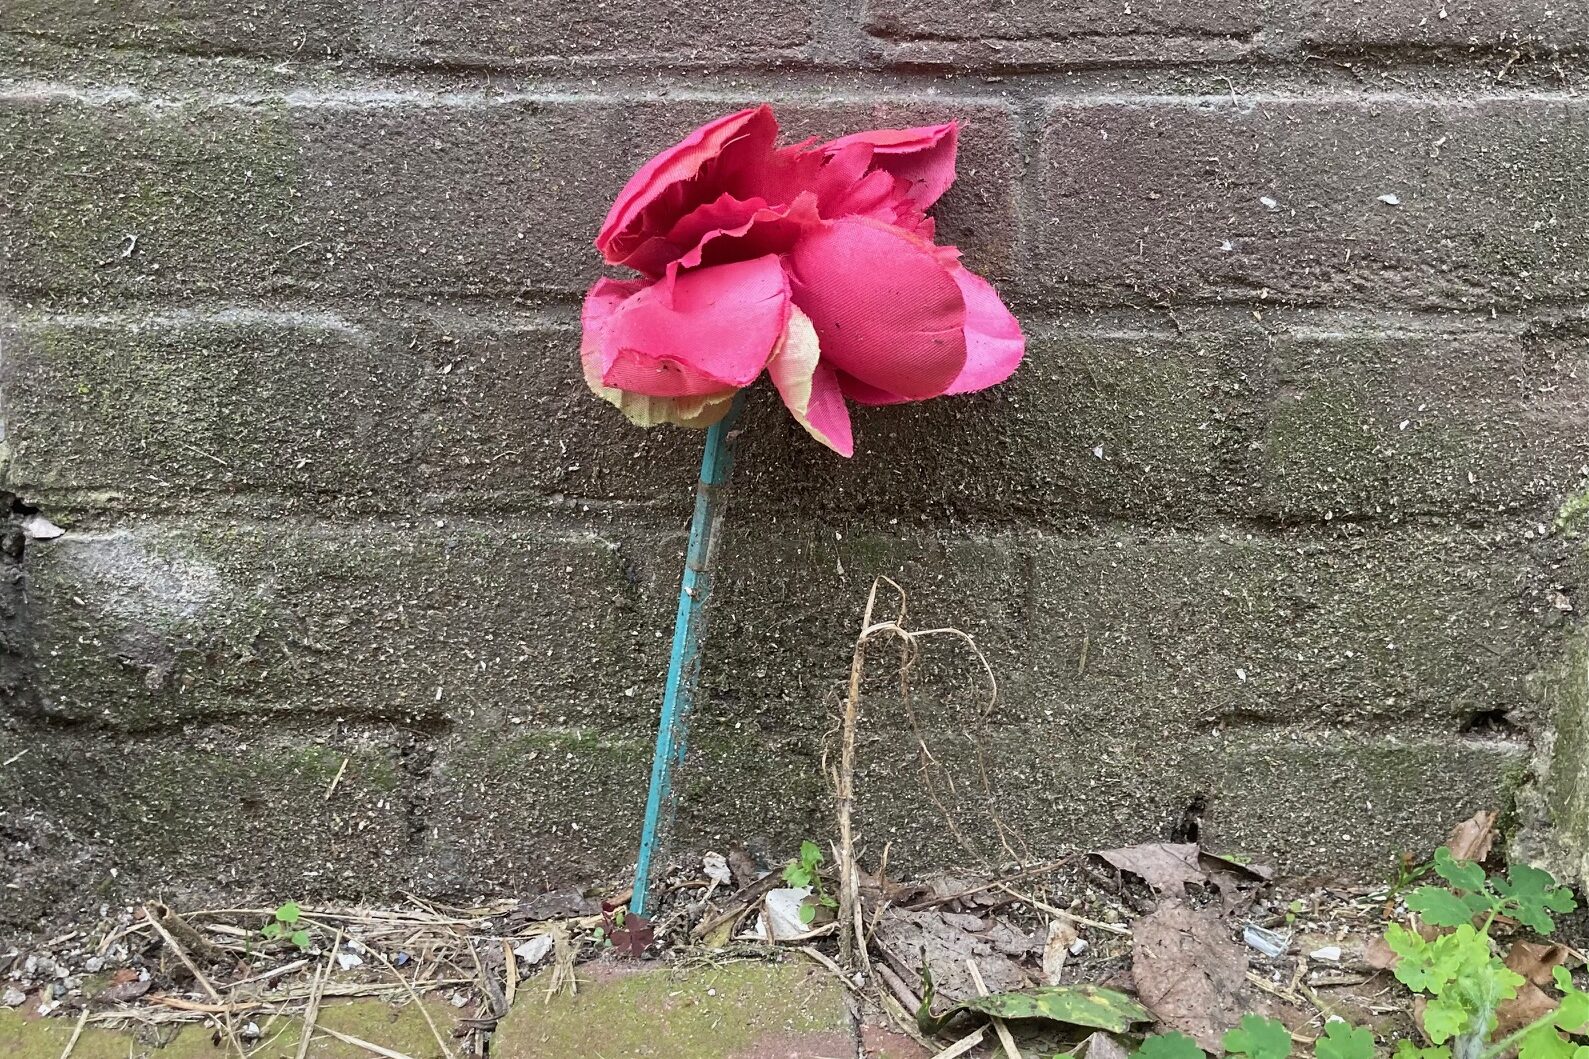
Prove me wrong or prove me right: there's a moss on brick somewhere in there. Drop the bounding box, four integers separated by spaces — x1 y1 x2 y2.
1557 488 1589 538
0 1000 453 1058
492 961 849 1058
1538 636 1589 883
0 100 298 299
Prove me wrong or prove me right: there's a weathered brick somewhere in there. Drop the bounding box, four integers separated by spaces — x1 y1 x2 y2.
1532 633 1589 883
1254 323 1589 522
1026 528 1558 731
853 725 1526 873
2 311 423 509
416 728 646 892
364 0 809 66
1299 0 1589 53
0 99 299 301
728 319 1250 527
416 727 829 893
0 725 410 923
697 526 1033 736
1036 97 1589 307
0 307 698 513
1192 732 1528 871
403 306 703 508
17 520 649 731
865 0 1259 66
1 95 1016 301
0 0 357 56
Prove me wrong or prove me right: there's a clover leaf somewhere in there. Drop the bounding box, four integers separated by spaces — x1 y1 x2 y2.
1222 1015 1292 1059
1137 1033 1205 1059
1316 1021 1375 1059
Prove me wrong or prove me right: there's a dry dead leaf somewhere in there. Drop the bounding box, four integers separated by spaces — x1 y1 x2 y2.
1044 920 1080 985
99 977 152 1003
1131 899 1248 1051
1506 942 1570 987
1496 983 1558 1038
1364 935 1398 971
1447 810 1499 864
1095 843 1207 895
1077 1031 1131 1059
875 908 1029 1005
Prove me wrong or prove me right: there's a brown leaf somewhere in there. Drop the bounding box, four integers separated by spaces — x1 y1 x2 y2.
1447 810 1499 864
1495 983 1558 1038
1096 843 1207 895
1044 920 1080 985
1197 851 1274 883
1364 936 1398 971
728 846 763 890
875 908 1029 1005
1506 941 1570 987
99 978 152 1004
1131 899 1248 1051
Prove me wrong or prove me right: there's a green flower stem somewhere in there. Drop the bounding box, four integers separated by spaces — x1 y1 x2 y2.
1481 1011 1561 1059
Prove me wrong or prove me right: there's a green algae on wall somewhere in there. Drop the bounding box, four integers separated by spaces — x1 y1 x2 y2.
1539 635 1589 884
0 999 453 1059
492 961 850 1058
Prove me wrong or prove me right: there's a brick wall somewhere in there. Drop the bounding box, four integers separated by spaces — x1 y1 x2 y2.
2 1 1586 930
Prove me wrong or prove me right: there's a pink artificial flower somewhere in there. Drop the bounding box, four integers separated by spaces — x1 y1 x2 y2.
582 106 1023 457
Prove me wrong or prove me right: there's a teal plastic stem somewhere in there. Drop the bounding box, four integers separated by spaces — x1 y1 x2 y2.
631 394 746 916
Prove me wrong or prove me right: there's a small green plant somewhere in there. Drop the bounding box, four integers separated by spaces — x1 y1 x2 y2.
783 840 839 926
1385 847 1582 1059
261 900 311 950
1124 849 1581 1059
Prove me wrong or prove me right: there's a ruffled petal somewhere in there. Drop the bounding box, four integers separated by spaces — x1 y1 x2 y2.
944 267 1024 395
581 278 739 428
785 217 966 401
767 306 854 456
596 106 779 273
820 122 959 208
675 192 821 270
600 254 791 397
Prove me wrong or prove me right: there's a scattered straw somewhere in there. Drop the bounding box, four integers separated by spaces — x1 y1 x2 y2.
316 1026 419 1059
929 1027 986 1059
966 959 1020 1059
141 905 248 1059
57 1006 88 1059
325 756 350 800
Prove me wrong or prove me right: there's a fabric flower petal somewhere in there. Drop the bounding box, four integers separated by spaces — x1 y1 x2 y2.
767 306 854 456
836 373 909 407
581 278 739 428
600 254 791 397
820 122 959 208
944 267 1024 395
675 193 821 270
785 217 966 401
596 106 779 273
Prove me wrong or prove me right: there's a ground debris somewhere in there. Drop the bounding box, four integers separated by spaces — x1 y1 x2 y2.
1131 899 1251 1051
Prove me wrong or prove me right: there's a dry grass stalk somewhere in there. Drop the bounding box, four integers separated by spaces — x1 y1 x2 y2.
966 959 1021 1059
316 1025 420 1058
829 576 1018 972
141 905 248 1059
57 1006 89 1059
928 1026 987 1059
296 929 342 1059
372 947 453 1059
